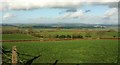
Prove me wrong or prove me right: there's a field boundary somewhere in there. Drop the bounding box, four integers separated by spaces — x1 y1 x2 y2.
1 38 120 42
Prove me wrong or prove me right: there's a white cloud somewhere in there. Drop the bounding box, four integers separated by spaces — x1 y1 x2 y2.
0 0 119 10
58 10 84 19
58 7 118 24
103 8 118 19
3 13 15 20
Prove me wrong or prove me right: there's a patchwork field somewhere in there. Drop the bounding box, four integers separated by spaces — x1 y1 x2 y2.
1 26 119 64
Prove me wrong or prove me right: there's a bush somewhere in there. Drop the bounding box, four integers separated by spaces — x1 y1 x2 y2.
66 35 72 38
59 35 66 39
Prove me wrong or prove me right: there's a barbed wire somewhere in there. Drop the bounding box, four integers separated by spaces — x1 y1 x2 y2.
2 48 41 65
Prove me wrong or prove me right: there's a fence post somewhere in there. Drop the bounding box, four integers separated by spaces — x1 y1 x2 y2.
12 46 17 65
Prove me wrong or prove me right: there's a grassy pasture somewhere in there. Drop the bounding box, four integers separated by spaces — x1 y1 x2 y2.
2 26 119 63
2 34 39 40
3 40 118 63
2 30 118 40
2 26 18 31
31 28 119 38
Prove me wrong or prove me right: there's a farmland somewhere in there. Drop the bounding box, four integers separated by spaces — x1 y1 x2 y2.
1 24 119 64
2 28 119 40
2 34 39 40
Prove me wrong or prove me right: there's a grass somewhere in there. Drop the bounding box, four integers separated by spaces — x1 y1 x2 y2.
2 34 39 40
2 27 119 63
2 28 118 40
32 29 118 38
2 31 118 40
3 39 118 63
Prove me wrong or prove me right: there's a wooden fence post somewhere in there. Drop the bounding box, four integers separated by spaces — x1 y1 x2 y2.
12 46 17 65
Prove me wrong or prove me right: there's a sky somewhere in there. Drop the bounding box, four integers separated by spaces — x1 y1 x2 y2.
0 0 119 24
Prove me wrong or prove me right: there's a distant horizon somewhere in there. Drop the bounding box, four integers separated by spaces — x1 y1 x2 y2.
1 22 118 25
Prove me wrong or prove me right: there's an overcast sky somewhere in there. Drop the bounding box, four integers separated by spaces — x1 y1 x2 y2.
0 0 119 24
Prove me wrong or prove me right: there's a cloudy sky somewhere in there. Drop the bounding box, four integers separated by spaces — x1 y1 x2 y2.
0 0 119 24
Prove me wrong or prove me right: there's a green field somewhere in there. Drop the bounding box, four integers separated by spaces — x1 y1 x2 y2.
1 26 119 64
3 40 118 63
2 34 39 40
2 30 118 40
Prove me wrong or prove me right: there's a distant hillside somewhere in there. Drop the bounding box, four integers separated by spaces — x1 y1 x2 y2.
1 23 118 29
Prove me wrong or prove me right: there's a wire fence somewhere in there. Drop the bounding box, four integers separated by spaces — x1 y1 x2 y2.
1 46 44 65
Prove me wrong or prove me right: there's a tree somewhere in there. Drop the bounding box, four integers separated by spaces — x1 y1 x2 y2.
77 35 83 38
66 35 72 39
55 35 59 38
59 35 66 39
113 36 116 38
85 31 92 38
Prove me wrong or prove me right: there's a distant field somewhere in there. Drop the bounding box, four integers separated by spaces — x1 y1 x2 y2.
2 34 39 40
2 26 18 31
30 28 119 38
2 30 118 40
3 40 118 63
47 31 118 38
